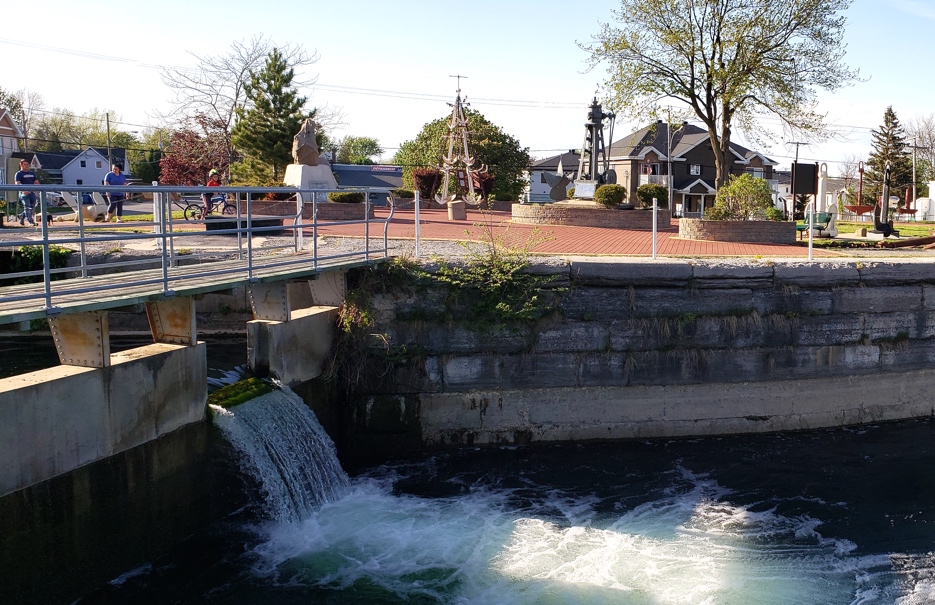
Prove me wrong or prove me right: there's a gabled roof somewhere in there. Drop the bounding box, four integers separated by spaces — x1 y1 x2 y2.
530 151 580 172
61 147 108 171
16 147 128 172
609 121 776 165
674 178 716 194
0 108 24 139
332 164 402 189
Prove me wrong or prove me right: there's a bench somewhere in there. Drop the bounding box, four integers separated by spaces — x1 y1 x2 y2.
797 212 832 239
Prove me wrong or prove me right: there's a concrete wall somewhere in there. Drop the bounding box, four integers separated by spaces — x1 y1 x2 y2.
247 306 338 386
679 218 796 243
342 258 935 456
0 342 207 497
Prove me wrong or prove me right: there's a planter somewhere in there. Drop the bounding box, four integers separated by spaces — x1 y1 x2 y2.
512 200 668 229
679 218 796 243
315 202 375 221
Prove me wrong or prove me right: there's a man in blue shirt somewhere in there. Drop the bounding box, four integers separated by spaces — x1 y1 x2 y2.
14 159 39 226
103 162 127 222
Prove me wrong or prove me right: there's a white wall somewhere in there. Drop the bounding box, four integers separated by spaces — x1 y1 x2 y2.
61 150 109 186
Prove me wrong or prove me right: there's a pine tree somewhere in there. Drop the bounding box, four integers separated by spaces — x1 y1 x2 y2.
231 49 309 183
864 107 914 206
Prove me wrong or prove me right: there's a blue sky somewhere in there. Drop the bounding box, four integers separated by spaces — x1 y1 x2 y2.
2 0 931 174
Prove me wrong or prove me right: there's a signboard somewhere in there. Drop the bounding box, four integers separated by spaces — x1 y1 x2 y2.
573 180 597 199
792 162 818 195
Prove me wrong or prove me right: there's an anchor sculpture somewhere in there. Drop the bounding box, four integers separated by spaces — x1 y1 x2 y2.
543 157 576 201
872 161 898 237
436 83 488 206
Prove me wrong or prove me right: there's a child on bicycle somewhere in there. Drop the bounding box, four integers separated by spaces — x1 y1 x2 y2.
203 169 222 214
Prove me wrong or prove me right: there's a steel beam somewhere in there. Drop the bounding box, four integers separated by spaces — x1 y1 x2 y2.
145 298 197 345
48 311 111 368
309 271 347 306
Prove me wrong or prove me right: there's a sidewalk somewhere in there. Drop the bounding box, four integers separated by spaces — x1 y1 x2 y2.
314 207 833 258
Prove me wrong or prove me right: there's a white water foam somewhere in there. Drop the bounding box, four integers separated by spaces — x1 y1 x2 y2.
246 462 931 604
211 386 349 524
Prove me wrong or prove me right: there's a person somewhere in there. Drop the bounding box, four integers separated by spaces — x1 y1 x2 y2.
14 159 39 226
203 168 221 214
103 163 127 222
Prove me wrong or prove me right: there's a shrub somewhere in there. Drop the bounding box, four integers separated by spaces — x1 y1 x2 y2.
412 167 442 200
391 188 415 199
765 206 784 221
328 191 365 204
493 192 515 202
636 183 669 208
593 184 627 208
707 173 773 220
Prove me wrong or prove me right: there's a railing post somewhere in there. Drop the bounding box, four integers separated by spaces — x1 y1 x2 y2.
364 191 371 261
159 185 171 293
39 192 53 310
651 197 658 260
246 190 254 281
415 191 421 258
312 190 319 270
76 190 88 279
236 192 244 260
806 200 815 262
296 189 304 253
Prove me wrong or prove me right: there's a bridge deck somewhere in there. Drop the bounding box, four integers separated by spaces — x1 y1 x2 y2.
0 251 385 325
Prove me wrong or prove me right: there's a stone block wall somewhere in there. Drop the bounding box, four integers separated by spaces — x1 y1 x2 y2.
343 258 935 453
679 218 796 243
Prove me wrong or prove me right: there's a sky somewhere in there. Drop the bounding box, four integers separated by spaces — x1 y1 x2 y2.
2 0 933 175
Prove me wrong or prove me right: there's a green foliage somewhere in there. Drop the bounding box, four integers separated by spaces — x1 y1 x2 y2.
705 174 774 220
336 136 383 164
1 245 73 286
582 0 857 189
636 183 668 208
765 206 784 221
328 191 365 203
231 48 310 182
864 106 915 205
391 188 415 199
208 378 274 408
566 187 575 199
394 108 531 200
593 184 627 208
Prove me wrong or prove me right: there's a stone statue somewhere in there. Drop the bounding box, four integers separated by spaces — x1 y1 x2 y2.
292 118 326 166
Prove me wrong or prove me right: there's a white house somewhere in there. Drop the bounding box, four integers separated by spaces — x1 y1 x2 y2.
0 108 24 198
526 152 579 202
61 148 112 186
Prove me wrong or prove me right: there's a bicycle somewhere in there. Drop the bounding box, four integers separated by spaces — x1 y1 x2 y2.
182 195 237 221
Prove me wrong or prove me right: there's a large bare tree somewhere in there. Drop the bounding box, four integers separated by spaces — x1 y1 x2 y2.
907 114 935 181
160 36 323 177
582 0 859 188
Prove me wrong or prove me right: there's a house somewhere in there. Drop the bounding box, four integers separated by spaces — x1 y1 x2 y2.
0 108 24 201
607 121 778 216
526 151 579 202
331 164 402 205
12 147 129 185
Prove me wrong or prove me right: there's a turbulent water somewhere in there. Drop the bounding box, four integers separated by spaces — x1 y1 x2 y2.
79 409 935 605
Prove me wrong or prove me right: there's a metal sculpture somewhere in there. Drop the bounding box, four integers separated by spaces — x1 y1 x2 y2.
872 161 898 237
436 80 487 205
543 157 575 201
574 98 616 198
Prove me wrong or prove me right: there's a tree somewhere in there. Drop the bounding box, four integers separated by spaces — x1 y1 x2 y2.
706 173 773 220
582 0 858 189
231 49 310 183
335 136 383 164
864 107 914 206
159 115 230 185
160 36 335 179
394 109 530 200
907 114 935 198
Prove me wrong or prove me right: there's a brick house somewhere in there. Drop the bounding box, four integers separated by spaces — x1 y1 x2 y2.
608 121 778 216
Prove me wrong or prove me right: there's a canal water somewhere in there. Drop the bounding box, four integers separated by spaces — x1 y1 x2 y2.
6 336 935 603
82 397 935 604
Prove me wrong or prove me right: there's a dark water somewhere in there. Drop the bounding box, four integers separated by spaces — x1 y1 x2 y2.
78 416 935 604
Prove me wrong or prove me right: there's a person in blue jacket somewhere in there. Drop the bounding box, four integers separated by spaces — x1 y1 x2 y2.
103 162 127 222
14 159 39 226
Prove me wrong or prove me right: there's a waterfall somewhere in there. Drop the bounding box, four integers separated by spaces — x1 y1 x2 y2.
211 386 349 523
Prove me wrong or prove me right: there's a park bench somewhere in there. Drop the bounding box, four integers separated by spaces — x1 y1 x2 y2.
797 212 832 239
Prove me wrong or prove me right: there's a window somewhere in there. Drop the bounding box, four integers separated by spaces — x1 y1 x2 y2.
96 161 103 169
77 179 83 185
690 164 701 176
746 167 764 179
639 163 659 175
80 160 86 168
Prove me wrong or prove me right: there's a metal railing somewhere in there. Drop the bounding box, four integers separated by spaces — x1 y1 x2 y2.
0 183 396 315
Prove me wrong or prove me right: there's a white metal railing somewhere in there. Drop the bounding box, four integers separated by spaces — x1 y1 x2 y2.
0 183 395 318
638 174 671 187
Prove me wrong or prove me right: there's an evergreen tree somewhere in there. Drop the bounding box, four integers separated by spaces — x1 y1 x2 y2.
231 49 309 183
864 107 914 206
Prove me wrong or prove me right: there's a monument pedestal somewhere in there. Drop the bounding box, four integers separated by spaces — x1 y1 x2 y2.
283 164 338 203
448 200 467 221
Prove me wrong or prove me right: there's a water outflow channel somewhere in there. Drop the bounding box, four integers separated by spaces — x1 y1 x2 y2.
73 376 935 605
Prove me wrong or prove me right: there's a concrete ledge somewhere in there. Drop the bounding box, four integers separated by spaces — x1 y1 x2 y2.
419 369 935 446
0 343 207 497
247 306 338 386
679 218 796 243
512 202 669 229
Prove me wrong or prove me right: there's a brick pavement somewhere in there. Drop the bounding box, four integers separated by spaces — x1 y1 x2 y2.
314 207 829 258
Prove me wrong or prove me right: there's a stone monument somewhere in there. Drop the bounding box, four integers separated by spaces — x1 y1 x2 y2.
283 118 337 202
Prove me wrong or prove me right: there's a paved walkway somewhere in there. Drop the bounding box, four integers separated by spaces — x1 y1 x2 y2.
314 207 832 258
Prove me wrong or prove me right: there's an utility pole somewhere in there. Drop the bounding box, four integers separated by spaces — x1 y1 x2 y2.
909 139 926 208
788 141 808 219
106 112 113 168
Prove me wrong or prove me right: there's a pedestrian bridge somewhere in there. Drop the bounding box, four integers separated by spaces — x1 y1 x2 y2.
0 183 394 499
